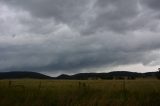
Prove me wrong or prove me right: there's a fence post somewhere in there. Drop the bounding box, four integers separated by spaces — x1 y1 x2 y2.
122 78 127 99
8 80 12 88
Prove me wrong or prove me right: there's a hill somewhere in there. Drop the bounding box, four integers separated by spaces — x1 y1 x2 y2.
57 71 159 80
0 71 52 79
0 71 158 79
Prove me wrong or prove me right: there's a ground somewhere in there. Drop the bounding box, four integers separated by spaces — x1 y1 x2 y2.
0 79 160 106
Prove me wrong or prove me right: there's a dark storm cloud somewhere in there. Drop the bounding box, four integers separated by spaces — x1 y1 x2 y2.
0 0 160 73
142 0 160 10
0 38 149 72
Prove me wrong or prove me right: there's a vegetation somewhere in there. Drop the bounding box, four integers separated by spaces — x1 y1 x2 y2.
0 79 160 106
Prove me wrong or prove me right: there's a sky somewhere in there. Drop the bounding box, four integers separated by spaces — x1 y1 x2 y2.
0 0 160 76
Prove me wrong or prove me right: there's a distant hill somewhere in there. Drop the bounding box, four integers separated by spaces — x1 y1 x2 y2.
56 71 159 80
0 71 158 80
0 71 52 79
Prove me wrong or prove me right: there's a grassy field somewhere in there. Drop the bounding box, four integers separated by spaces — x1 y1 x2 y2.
0 79 160 106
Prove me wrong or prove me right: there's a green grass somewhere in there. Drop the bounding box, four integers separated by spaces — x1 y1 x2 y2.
0 79 160 106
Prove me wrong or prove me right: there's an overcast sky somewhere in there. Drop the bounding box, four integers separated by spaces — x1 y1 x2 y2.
0 0 160 75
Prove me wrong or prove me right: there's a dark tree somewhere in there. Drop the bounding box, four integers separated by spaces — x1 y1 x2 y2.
157 68 160 79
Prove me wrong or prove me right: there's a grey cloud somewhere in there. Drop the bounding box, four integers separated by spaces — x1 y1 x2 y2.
81 0 141 34
142 0 160 10
0 0 160 73
1 0 141 34
1 0 89 24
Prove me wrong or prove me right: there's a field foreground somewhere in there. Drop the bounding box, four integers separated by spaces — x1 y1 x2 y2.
0 79 160 106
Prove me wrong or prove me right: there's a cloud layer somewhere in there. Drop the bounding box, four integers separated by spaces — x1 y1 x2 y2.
0 0 160 74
